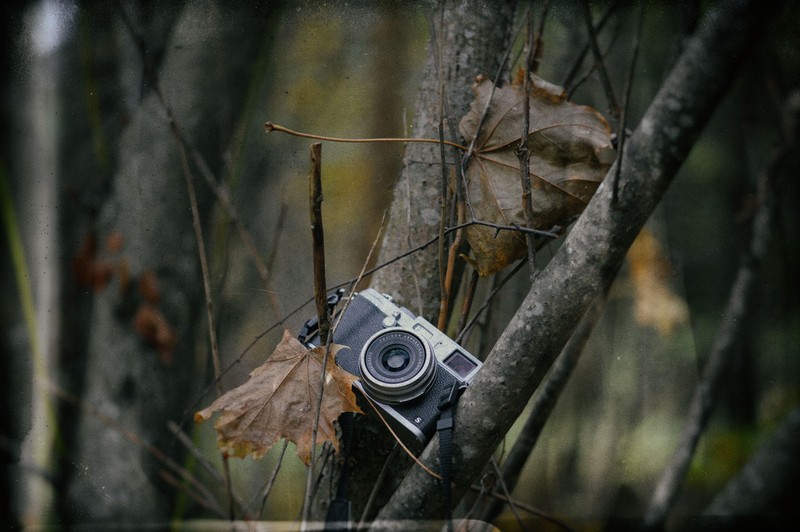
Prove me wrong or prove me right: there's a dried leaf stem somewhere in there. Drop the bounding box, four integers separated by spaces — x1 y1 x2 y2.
265 121 467 151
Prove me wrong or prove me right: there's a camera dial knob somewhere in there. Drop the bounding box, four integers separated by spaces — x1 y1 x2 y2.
382 310 402 328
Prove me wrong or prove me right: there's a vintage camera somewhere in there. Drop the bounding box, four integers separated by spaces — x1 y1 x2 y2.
302 288 482 452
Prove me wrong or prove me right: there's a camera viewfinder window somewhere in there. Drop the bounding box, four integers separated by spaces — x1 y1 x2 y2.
443 351 477 379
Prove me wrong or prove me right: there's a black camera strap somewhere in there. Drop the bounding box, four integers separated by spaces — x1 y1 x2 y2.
437 381 466 531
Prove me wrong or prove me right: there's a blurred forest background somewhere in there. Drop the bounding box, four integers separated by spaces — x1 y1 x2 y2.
1 0 799 530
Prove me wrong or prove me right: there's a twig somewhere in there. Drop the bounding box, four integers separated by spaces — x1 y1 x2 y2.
455 268 480 339
358 444 400 528
641 90 800 531
433 9 452 334
489 458 528 532
467 484 573 532
516 6 539 282
303 142 330 527
562 0 622 90
437 202 466 331
50 384 231 518
166 83 236 520
265 121 467 151
613 1 644 203
186 139 283 318
257 439 289 518
581 0 620 118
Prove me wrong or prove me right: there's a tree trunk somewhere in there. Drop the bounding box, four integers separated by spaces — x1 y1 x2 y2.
62 2 270 522
369 0 516 320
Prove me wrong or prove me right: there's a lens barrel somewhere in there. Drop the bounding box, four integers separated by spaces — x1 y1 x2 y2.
359 328 436 404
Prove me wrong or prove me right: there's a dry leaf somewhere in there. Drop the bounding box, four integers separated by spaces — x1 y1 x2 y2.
627 228 689 335
133 304 177 364
459 75 615 275
195 330 362 465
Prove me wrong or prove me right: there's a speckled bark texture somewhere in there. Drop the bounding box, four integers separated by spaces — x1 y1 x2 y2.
371 0 762 525
64 2 269 522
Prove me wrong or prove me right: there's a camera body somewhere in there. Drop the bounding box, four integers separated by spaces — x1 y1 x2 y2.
303 288 482 452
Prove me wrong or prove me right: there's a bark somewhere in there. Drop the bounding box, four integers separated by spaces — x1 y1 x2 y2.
369 0 516 320
63 2 269 522
371 0 763 526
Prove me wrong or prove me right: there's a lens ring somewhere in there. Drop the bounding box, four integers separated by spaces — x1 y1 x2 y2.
359 328 436 404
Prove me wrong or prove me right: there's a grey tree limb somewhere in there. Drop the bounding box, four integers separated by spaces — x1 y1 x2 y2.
371 0 763 526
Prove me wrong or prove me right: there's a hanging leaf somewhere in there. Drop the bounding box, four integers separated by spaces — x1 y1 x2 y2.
195 330 362 465
627 228 689 335
459 75 616 275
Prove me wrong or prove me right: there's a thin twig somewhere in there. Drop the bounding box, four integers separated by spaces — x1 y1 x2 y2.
437 202 466 331
186 139 283 318
613 1 644 203
164 81 236 520
581 0 620 118
562 0 622 90
517 6 539 282
468 484 574 532
309 143 330 345
50 384 231 518
257 439 289 518
490 458 528 532
358 444 400 528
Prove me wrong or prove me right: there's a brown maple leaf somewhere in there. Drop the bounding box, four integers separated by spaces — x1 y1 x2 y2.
460 75 616 275
195 330 362 465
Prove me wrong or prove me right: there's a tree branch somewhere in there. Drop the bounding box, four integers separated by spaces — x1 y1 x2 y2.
372 0 763 525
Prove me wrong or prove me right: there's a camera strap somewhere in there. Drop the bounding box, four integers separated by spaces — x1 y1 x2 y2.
437 381 466 530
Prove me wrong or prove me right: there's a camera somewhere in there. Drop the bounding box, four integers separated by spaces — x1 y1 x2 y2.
301 288 482 452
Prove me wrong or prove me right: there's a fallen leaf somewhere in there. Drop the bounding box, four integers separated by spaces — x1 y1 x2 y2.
459 75 615 275
195 330 362 465
627 228 689 335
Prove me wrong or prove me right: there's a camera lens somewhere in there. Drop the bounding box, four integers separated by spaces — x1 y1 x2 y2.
382 348 410 371
359 328 436 404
